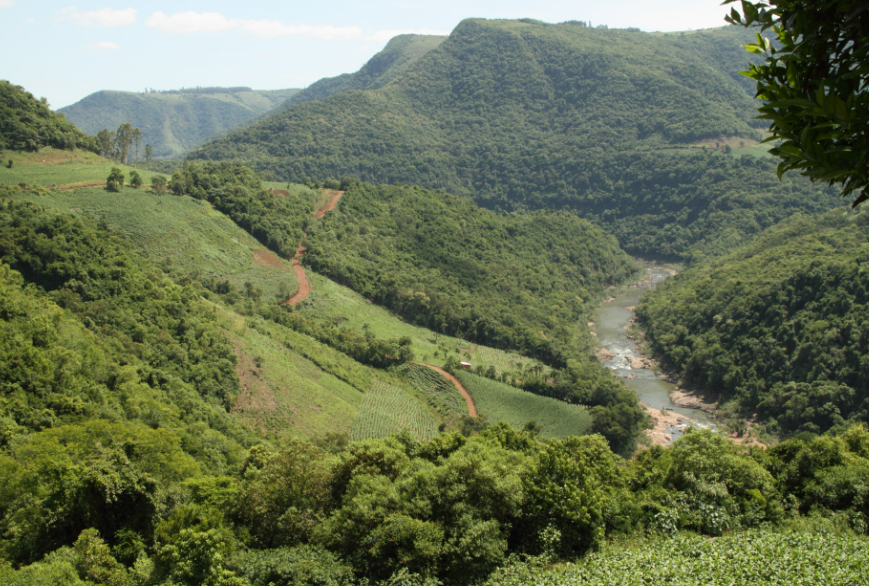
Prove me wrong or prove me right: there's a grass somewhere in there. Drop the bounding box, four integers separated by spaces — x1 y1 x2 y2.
300 272 550 376
0 147 170 187
8 186 299 300
351 380 441 442
456 371 593 439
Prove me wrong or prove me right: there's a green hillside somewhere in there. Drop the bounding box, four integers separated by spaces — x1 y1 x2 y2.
1 81 98 154
59 87 300 160
636 208 869 437
282 34 447 109
188 21 844 261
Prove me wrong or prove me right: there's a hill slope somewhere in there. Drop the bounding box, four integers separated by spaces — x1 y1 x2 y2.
636 208 869 436
59 87 299 159
1 80 98 153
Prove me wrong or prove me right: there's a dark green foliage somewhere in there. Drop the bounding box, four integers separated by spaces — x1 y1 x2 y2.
726 0 869 206
106 167 124 191
637 209 869 435
0 81 99 154
304 181 638 366
129 170 142 189
59 87 301 159
236 545 352 586
167 162 312 259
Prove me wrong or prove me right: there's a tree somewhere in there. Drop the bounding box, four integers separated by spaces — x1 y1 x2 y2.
132 127 143 167
129 170 142 189
116 123 133 165
725 0 869 206
107 167 125 192
145 143 153 163
151 175 167 195
97 129 115 159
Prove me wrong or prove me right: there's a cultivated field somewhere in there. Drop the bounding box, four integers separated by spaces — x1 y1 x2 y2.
0 148 168 187
350 381 440 442
456 371 593 439
400 362 468 418
9 186 299 300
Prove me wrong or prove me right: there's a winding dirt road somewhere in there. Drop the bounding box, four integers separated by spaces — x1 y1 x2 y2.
414 362 477 417
285 190 343 306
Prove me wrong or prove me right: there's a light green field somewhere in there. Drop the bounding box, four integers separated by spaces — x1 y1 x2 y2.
9 186 298 300
456 371 593 439
0 148 169 187
301 272 550 375
400 363 468 419
217 311 363 438
350 380 441 442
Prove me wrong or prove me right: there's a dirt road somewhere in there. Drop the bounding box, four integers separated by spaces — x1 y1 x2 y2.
285 191 343 306
414 362 477 417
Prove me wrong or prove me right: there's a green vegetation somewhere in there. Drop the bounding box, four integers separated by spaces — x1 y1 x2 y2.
636 208 869 437
350 381 441 442
283 34 447 110
489 530 869 585
59 87 300 159
0 148 167 188
189 22 843 261
401 363 468 418
456 371 593 439
726 0 869 206
0 81 98 154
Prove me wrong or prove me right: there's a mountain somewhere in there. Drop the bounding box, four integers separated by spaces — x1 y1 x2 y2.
636 208 869 437
188 20 844 261
59 87 300 159
0 80 98 153
281 33 447 109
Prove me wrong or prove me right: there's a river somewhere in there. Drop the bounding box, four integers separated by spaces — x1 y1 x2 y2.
593 266 716 442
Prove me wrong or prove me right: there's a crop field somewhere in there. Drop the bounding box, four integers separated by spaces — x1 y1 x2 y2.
350 381 440 442
494 531 869 586
9 186 298 300
0 148 167 187
301 272 549 375
456 372 593 438
458 344 551 378
225 317 363 437
400 363 468 418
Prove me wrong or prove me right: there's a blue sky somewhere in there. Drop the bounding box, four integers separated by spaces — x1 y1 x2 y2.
1 1 736 109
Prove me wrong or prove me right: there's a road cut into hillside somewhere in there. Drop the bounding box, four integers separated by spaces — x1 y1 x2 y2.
414 362 477 417
286 190 343 306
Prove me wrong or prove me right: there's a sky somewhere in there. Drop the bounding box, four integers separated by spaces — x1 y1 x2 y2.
1 1 736 109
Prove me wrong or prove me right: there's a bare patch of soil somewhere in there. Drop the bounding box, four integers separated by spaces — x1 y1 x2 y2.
669 389 718 414
314 190 344 219
253 248 284 269
642 404 693 447
285 190 344 306
595 347 614 361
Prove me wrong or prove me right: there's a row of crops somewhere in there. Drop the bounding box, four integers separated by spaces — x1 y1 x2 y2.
400 362 468 418
350 380 440 442
456 371 592 439
457 342 551 377
490 530 869 586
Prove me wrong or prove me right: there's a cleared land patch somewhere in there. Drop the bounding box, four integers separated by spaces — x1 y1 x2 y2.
0 148 168 187
456 371 593 439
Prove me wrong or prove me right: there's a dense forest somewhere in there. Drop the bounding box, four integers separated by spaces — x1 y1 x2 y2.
60 88 300 160
636 209 869 437
0 81 99 154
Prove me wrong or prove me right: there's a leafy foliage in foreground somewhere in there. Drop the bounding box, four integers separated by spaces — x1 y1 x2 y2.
488 530 869 586
0 81 99 154
637 208 869 436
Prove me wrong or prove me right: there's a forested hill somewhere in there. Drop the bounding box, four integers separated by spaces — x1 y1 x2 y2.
0 81 98 153
59 87 300 160
190 20 763 183
281 33 447 110
636 208 869 437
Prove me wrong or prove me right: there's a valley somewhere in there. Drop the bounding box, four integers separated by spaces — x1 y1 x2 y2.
2 7 869 585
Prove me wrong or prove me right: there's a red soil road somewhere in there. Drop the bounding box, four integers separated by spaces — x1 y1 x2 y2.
414 362 477 417
285 190 344 306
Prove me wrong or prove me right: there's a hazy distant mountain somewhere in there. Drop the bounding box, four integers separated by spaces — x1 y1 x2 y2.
59 87 300 159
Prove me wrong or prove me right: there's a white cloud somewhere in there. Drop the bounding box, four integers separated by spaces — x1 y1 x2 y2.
90 41 121 50
365 28 451 42
0 0 17 8
145 10 363 40
61 7 137 27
